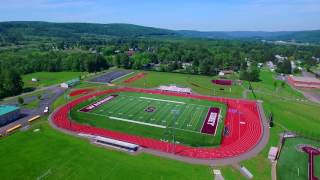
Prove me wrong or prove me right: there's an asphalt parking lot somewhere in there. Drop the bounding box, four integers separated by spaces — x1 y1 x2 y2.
89 70 133 83
0 86 65 135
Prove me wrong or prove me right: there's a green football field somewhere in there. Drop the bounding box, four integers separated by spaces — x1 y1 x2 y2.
71 91 226 147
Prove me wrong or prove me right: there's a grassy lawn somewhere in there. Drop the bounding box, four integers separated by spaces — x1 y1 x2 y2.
239 69 320 180
22 72 85 88
219 166 247 180
246 70 320 139
71 91 226 147
114 71 244 98
0 119 213 180
277 137 320 180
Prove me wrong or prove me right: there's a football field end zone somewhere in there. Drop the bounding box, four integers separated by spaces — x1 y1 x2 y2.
51 87 266 162
201 107 220 135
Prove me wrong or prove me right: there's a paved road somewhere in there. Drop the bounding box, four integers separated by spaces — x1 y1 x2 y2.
1 84 59 102
0 86 65 135
302 71 316 78
286 70 320 104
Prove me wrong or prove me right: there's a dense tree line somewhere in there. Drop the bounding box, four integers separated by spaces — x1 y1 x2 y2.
1 38 319 76
0 69 23 99
0 51 109 74
0 37 319 99
96 38 320 75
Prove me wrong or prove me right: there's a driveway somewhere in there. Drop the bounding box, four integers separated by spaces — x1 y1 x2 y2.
0 86 65 135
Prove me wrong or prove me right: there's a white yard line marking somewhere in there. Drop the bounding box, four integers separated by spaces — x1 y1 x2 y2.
109 116 166 128
139 97 186 104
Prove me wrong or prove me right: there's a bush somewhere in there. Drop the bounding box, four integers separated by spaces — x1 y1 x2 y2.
18 97 24 105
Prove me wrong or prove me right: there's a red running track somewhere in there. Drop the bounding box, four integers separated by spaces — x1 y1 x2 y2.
69 88 94 97
123 73 146 83
52 87 263 159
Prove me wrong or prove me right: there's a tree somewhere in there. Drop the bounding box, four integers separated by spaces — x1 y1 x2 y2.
118 53 130 69
132 53 151 69
273 81 278 90
249 66 260 81
199 61 210 75
1 69 24 97
18 97 24 105
239 65 260 82
37 94 42 100
276 59 292 74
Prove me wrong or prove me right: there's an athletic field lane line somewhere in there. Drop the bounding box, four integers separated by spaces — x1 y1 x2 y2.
139 97 186 104
109 116 166 128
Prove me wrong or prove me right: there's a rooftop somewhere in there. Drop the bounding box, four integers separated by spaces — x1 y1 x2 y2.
65 78 80 85
0 105 20 116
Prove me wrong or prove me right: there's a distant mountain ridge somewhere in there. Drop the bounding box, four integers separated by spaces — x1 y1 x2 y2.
177 30 320 43
0 21 176 39
0 21 319 43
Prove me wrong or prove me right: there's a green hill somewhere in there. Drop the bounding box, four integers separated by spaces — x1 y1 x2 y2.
0 21 177 41
177 30 320 44
1 21 319 44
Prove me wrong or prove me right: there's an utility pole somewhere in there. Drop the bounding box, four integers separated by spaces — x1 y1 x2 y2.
171 109 180 154
238 100 241 140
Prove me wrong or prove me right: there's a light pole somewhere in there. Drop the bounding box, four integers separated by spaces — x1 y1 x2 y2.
237 99 241 140
171 109 180 154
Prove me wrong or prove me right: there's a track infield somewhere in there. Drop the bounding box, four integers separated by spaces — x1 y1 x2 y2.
53 87 263 159
72 91 226 146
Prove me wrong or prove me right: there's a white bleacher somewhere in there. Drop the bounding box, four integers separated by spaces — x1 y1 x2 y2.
158 85 192 94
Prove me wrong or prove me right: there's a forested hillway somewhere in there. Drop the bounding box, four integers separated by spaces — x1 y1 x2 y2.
1 21 320 44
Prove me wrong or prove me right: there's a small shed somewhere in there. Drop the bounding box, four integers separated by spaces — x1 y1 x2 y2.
31 78 38 82
268 146 279 161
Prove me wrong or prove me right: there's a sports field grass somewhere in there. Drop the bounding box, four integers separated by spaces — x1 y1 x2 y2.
22 72 85 88
277 137 320 180
114 71 244 98
0 119 213 180
70 91 226 147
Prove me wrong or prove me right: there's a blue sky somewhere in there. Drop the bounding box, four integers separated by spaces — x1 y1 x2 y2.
0 0 319 31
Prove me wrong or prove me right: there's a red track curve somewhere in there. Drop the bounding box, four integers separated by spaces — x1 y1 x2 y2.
52 87 263 159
